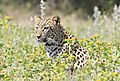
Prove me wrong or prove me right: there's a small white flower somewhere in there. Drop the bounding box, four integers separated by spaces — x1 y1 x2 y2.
112 5 120 22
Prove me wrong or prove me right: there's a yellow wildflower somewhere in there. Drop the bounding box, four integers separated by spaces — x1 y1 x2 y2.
92 34 100 39
4 16 12 20
83 38 88 41
34 52 38 56
112 72 118 76
47 58 52 61
4 24 9 29
67 37 77 40
100 47 104 51
96 79 101 81
104 77 108 81
89 41 94 45
80 39 83 42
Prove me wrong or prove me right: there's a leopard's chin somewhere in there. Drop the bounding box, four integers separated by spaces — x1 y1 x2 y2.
36 37 47 42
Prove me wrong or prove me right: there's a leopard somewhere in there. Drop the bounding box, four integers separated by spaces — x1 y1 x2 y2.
34 16 89 73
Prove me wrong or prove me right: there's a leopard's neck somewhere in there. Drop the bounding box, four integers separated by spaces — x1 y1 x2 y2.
45 38 64 59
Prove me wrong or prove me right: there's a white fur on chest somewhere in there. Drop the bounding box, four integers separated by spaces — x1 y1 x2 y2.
45 38 63 59
46 46 58 58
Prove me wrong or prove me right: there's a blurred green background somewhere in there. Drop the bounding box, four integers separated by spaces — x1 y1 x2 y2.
0 0 120 42
0 0 120 15
0 1 119 31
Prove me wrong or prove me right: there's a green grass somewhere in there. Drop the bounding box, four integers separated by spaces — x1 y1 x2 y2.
0 17 120 81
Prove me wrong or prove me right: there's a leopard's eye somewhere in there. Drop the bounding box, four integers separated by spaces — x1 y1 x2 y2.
36 27 39 29
44 27 49 29
42 26 49 31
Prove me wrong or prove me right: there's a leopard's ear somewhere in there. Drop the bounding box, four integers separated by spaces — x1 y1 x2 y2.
52 16 60 25
33 16 42 23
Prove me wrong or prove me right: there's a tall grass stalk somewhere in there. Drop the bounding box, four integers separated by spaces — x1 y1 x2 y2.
40 0 46 19
112 5 120 43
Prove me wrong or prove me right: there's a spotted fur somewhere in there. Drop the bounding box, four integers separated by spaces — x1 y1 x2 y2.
34 16 89 72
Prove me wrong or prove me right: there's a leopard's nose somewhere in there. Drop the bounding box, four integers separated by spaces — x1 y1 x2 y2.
37 35 41 39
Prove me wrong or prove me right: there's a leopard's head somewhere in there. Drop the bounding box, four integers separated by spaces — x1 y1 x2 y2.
34 16 65 43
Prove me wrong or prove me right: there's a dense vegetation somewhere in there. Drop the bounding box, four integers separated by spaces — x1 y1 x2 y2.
0 15 120 81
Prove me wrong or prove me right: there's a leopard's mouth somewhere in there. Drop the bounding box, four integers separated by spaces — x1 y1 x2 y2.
36 37 47 42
